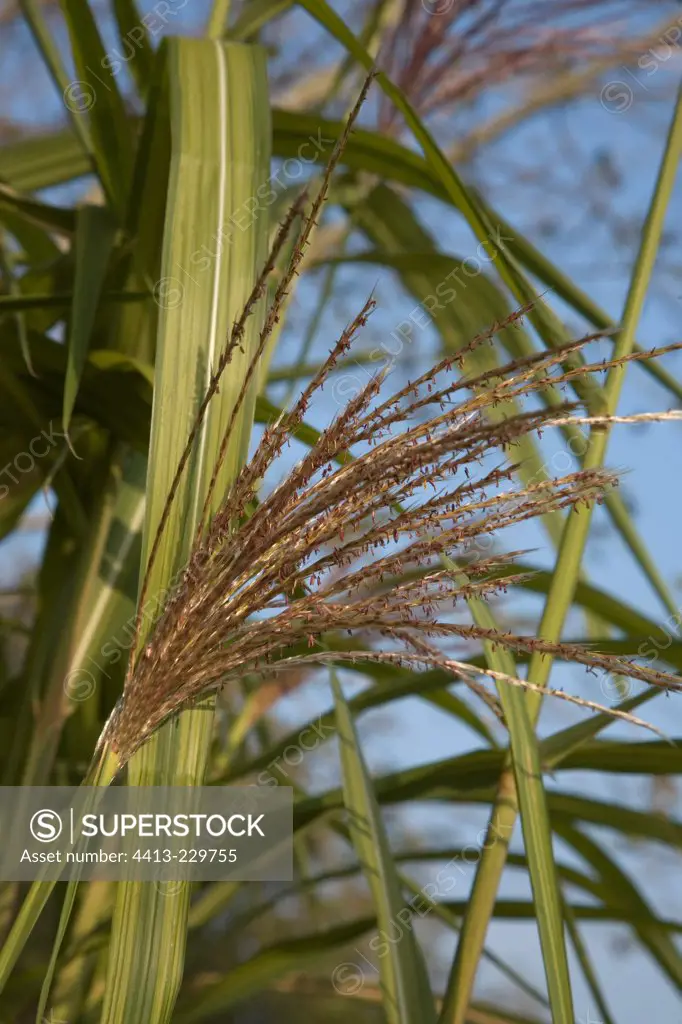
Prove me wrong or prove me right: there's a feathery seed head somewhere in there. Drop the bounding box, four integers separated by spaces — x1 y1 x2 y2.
101 305 682 765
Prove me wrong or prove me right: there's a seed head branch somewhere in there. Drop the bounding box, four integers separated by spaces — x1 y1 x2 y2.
99 310 682 765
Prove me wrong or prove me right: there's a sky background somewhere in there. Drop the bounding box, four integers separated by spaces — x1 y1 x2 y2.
1 1 682 1020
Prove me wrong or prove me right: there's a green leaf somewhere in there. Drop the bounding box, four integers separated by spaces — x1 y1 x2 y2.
63 205 118 433
293 783 682 851
558 824 682 990
0 290 143 311
112 0 155 98
101 37 272 1024
228 0 293 40
221 659 496 784
18 0 94 165
0 182 76 237
175 918 376 1021
561 897 616 1024
330 669 438 1024
0 125 90 191
58 0 136 217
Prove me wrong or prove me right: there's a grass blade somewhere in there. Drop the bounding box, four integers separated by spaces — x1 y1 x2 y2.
330 669 437 1024
59 0 135 217
63 204 118 434
101 38 271 1024
440 79 682 1024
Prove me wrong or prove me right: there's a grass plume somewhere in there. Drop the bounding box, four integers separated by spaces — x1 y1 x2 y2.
96 75 681 770
99 291 682 764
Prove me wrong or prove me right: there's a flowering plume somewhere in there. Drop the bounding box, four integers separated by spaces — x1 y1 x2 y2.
96 77 681 769
100 294 682 765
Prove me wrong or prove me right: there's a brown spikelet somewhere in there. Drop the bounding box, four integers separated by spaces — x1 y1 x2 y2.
99 293 682 764
97 74 682 770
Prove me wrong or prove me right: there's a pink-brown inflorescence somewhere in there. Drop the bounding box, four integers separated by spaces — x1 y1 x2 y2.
101 300 682 765
96 73 680 767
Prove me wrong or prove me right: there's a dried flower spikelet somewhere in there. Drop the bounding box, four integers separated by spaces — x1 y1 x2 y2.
99 302 682 766
95 77 681 768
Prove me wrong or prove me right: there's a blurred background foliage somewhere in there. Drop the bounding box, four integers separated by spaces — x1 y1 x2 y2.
0 1 682 1022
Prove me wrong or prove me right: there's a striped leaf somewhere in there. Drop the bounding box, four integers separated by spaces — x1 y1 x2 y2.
331 670 437 1024
101 38 271 1024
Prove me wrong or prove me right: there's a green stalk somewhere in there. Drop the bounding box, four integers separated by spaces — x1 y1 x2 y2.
99 40 271 1024
439 80 682 1024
